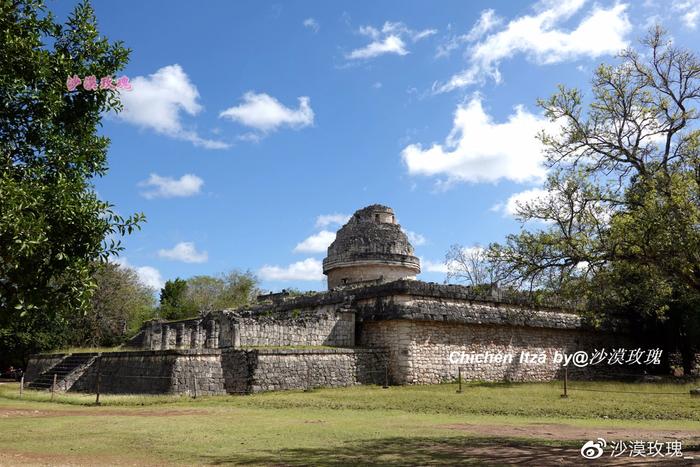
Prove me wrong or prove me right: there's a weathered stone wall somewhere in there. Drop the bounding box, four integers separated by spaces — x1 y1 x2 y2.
141 317 220 351
222 348 387 393
234 308 355 347
137 307 355 350
326 263 418 290
70 350 225 395
360 320 634 384
27 348 385 395
24 354 66 382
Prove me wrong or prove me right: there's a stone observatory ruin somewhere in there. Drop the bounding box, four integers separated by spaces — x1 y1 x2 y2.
323 204 420 289
25 204 633 395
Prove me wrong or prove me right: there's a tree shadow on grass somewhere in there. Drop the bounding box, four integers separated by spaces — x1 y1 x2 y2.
199 436 598 466
202 436 700 466
463 381 519 389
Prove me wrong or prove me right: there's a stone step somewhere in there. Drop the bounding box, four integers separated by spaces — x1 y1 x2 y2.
28 354 97 390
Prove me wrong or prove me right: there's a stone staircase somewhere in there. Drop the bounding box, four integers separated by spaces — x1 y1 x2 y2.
28 354 97 391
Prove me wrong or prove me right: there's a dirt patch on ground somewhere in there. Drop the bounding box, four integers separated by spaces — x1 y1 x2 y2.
0 450 161 466
442 422 700 444
0 407 208 418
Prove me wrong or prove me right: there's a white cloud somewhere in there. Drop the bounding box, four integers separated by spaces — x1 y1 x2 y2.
435 0 631 93
303 17 320 33
347 35 408 60
493 186 613 224
258 258 324 281
134 266 165 291
315 213 351 228
422 259 449 273
491 187 551 217
112 257 164 290
412 28 438 41
219 92 314 134
673 0 700 28
436 10 502 59
422 246 488 278
466 9 503 41
117 64 229 149
158 242 208 263
401 96 554 184
139 173 203 199
403 229 427 246
346 21 436 60
293 230 336 253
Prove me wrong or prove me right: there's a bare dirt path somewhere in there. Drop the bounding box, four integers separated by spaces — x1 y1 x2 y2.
0 407 208 418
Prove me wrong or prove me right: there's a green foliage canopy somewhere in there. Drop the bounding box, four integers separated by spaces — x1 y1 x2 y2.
0 1 143 365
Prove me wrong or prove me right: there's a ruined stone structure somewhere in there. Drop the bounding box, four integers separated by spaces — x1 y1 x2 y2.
323 205 420 289
26 204 641 395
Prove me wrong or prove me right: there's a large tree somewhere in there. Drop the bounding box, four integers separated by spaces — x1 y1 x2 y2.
484 27 700 371
159 271 259 320
69 262 156 347
0 1 143 366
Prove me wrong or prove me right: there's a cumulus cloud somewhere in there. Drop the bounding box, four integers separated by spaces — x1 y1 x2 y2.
435 0 631 92
293 230 336 253
303 17 320 32
422 259 449 273
112 257 164 290
673 0 700 28
117 64 229 149
346 21 436 60
158 242 208 263
402 96 554 184
139 173 203 199
315 213 351 228
491 187 551 217
258 258 324 281
219 92 314 135
134 266 165 291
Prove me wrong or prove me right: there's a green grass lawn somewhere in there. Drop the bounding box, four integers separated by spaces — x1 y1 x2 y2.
0 381 698 465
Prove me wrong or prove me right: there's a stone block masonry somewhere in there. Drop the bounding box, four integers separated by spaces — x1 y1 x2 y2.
232 308 355 348
69 350 225 395
24 354 66 382
27 348 386 395
360 320 634 384
224 348 387 393
137 307 355 351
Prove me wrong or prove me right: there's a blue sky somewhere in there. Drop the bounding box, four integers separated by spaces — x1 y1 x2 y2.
53 0 699 292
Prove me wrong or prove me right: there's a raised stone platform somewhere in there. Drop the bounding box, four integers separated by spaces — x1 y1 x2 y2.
27 347 387 395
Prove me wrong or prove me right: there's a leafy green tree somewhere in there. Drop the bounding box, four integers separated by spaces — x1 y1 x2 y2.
213 270 259 309
69 262 156 347
159 278 194 320
485 27 700 371
158 271 259 320
0 1 143 367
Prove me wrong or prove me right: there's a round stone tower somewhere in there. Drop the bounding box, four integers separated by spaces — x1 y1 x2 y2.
322 204 421 290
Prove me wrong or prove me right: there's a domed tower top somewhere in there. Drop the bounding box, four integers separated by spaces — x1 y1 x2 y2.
322 204 421 290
